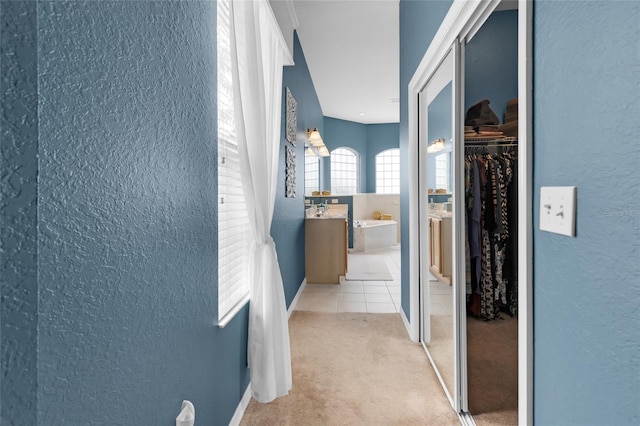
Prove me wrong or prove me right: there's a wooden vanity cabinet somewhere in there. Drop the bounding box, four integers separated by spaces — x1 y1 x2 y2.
428 215 452 284
305 218 348 284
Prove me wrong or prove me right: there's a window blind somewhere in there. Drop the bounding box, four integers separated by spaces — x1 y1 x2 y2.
217 0 251 324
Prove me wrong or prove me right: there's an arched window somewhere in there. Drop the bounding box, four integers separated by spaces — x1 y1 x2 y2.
435 152 451 193
375 148 400 194
330 147 359 195
305 154 319 196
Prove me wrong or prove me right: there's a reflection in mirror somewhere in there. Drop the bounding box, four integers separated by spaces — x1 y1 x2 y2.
425 78 455 399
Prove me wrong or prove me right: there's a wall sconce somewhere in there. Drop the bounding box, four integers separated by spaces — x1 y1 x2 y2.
317 145 330 157
307 128 324 147
305 145 317 157
307 128 330 157
427 138 445 153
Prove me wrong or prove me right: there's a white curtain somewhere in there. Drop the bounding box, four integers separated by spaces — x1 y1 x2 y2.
229 0 292 403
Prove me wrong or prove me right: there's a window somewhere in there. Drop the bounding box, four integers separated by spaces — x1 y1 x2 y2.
435 152 450 193
375 148 400 194
305 155 319 196
217 0 251 324
330 148 359 195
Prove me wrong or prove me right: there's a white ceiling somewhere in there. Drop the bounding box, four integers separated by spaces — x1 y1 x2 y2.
293 0 399 124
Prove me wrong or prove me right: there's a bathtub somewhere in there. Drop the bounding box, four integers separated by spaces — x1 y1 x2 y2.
352 220 398 253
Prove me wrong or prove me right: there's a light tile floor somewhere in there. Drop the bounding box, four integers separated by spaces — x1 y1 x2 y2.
429 279 453 316
295 245 402 314
294 244 454 315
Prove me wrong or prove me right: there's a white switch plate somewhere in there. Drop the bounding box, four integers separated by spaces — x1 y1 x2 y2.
539 186 577 237
331 199 338 204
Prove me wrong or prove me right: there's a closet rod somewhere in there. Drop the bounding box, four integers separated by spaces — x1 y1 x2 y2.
465 143 518 147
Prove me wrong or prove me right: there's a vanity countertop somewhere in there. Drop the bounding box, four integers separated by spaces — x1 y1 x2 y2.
306 214 347 220
428 210 453 219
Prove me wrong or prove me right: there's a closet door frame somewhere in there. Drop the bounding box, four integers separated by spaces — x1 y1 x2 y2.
417 45 460 410
406 1 533 424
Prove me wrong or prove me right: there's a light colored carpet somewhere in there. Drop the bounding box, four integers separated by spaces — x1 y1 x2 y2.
345 255 393 281
240 312 460 425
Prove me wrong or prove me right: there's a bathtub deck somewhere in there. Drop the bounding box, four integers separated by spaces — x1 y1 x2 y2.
353 220 398 253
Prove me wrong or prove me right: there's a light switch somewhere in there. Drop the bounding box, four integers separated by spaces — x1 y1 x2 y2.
331 199 338 204
539 186 577 237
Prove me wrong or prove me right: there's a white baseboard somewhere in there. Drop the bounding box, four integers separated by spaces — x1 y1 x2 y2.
287 278 307 319
229 383 252 426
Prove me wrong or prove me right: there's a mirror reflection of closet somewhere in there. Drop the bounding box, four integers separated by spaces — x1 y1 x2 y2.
420 48 457 403
463 5 519 425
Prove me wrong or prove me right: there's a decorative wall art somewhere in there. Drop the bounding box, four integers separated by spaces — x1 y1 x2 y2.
285 145 296 198
285 87 297 145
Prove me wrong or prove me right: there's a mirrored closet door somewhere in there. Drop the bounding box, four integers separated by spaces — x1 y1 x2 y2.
418 41 466 412
417 4 520 424
462 5 520 424
413 1 526 424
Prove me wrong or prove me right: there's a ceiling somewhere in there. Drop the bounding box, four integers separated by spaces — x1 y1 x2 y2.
293 1 400 124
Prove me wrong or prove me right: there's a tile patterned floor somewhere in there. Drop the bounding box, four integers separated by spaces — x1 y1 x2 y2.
294 244 454 315
295 245 402 314
429 279 453 316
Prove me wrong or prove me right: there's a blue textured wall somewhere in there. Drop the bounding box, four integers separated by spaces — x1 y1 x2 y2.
1 2 39 424
399 0 453 316
465 10 518 121
36 2 249 424
274 32 323 305
323 117 399 194
365 123 400 193
533 1 640 424
323 117 368 193
426 82 453 192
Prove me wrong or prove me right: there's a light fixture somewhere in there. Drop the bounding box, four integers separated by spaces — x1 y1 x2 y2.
427 138 445 153
305 145 317 157
307 128 323 147
317 145 330 157
306 127 330 157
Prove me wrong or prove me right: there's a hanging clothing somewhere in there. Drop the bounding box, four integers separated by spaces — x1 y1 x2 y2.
464 148 518 320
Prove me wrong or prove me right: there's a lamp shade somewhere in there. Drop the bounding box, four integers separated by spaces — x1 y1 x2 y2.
427 138 445 153
317 145 330 157
307 128 324 147
305 146 317 157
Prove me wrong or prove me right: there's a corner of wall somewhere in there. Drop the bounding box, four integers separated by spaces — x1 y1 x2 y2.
0 2 39 423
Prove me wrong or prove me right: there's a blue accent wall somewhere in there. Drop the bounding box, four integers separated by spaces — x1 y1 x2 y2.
399 0 453 316
365 123 400 193
323 117 368 193
426 82 453 191
323 117 399 194
533 1 640 424
1 2 257 424
428 82 453 145
1 2 39 424
274 32 323 305
464 10 518 121
1 8 323 424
